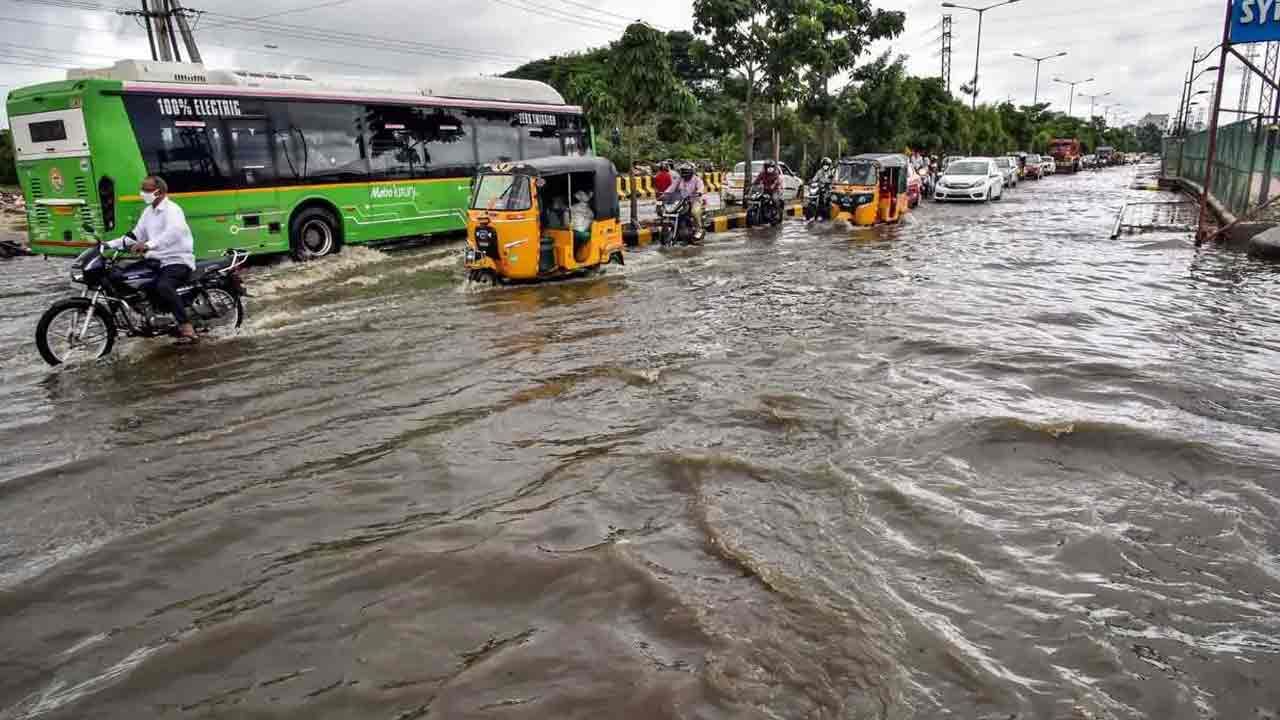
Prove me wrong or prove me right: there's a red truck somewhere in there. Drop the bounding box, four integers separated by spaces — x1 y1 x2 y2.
1049 138 1083 174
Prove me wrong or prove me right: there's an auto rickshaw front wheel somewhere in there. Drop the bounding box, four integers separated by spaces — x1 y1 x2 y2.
467 269 502 284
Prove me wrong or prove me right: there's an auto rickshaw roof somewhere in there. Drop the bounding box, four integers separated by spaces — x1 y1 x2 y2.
481 156 617 178
849 153 910 168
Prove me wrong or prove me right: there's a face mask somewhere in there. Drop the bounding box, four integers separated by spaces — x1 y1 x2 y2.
140 191 157 205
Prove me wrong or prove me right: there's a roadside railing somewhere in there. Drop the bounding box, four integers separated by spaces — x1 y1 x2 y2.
1163 118 1280 219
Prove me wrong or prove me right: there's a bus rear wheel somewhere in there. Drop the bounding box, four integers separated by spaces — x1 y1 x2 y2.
290 208 341 261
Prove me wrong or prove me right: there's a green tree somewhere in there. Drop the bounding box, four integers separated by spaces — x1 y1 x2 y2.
0 129 16 186
1136 123 1163 154
608 22 694 224
902 76 965 154
798 0 904 158
837 52 914 152
692 0 774 170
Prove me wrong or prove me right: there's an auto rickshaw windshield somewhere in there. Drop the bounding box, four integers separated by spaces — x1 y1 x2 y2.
472 174 532 211
836 162 878 186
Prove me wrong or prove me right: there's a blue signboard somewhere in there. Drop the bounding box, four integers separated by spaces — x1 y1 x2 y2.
1233 0 1280 43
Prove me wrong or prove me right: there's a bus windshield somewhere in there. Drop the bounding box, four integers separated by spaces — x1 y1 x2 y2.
472 174 532 211
836 162 877 185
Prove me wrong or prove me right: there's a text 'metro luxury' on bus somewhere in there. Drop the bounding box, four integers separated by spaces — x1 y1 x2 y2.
5 60 592 259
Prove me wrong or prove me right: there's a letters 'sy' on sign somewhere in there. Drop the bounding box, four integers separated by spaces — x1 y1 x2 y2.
1234 0 1280 43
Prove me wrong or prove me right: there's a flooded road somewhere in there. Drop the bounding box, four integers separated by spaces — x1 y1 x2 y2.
2 167 1279 719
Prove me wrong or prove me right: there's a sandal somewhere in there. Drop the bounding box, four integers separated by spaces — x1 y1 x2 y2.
174 335 200 345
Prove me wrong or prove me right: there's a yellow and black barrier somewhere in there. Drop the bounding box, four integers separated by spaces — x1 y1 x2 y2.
615 172 729 200
623 203 804 247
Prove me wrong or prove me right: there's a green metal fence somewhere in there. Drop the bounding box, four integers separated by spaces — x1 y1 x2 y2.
1162 118 1279 218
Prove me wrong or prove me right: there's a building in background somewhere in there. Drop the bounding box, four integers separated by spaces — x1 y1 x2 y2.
1139 113 1171 132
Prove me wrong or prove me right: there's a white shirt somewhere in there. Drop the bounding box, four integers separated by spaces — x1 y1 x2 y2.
107 197 195 269
570 200 594 232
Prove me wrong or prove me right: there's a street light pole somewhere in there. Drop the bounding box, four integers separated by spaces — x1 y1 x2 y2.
1053 76 1094 116
1013 51 1067 105
1078 91 1112 120
942 0 1021 110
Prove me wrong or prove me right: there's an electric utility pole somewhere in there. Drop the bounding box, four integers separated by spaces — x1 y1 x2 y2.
119 0 202 63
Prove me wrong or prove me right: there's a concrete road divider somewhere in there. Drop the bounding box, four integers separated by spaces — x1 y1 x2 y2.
623 203 804 246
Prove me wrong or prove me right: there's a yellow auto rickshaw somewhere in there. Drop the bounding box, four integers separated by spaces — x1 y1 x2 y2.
830 153 911 226
465 157 624 282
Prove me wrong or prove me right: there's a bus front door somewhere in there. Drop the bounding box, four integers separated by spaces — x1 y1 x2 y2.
226 118 281 255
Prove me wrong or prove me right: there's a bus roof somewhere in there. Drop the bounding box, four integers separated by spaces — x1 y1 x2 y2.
52 59 575 113
119 80 581 115
8 61 578 117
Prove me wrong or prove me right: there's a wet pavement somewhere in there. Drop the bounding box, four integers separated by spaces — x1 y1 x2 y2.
2 166 1279 719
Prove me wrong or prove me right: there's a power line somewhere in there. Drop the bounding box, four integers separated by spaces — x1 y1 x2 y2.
198 0 358 30
0 16 422 75
193 11 535 62
479 0 628 33
4 0 535 64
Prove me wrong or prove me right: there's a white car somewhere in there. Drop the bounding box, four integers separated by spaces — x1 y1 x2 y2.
994 156 1019 188
1041 157 1056 176
724 160 803 204
933 157 1005 202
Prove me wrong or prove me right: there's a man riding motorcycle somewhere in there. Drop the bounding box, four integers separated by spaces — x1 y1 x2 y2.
662 162 705 241
106 175 198 343
804 157 836 222
812 157 835 185
752 160 786 222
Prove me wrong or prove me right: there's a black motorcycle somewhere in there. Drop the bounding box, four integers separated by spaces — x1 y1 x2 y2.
803 180 832 222
35 225 249 366
745 184 783 227
655 196 700 246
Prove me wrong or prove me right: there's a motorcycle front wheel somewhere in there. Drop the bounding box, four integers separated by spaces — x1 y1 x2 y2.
35 298 117 366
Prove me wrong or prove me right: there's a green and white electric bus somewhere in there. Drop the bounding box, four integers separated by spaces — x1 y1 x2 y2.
5 60 591 259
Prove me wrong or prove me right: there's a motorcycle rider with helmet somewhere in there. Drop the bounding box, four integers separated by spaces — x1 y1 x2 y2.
662 162 706 241
752 160 786 223
805 157 836 222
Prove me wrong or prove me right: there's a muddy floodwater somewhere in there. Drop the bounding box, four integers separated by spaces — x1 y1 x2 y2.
1 168 1279 719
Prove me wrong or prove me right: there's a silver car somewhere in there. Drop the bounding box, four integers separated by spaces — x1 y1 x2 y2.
994 156 1019 188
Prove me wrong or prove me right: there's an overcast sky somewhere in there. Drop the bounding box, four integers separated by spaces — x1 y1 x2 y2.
0 0 1246 129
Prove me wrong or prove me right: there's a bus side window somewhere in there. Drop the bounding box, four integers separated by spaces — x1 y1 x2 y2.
366 104 422 181
418 108 475 179
277 102 368 183
121 95 232 193
522 120 562 160
470 110 521 165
